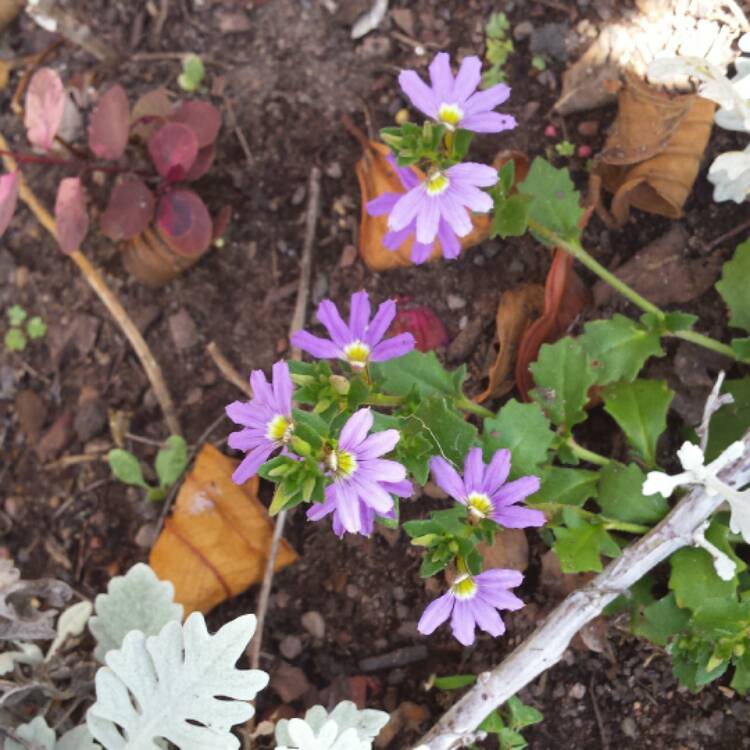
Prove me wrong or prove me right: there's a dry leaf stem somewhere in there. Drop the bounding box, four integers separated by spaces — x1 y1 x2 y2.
0 133 182 436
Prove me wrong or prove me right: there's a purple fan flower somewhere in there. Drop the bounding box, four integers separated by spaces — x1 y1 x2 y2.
430 447 544 528
291 290 415 369
308 407 410 535
418 569 525 646
400 52 516 134
225 360 294 485
367 155 462 263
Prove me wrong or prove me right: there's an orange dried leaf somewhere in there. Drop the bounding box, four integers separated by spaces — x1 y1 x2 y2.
149 444 297 615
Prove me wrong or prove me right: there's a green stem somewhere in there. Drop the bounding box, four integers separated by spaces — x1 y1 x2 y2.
456 396 494 419
671 329 737 359
533 502 650 535
564 437 612 467
364 393 404 407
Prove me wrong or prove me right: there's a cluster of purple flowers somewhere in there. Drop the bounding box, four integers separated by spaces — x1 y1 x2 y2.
367 52 516 264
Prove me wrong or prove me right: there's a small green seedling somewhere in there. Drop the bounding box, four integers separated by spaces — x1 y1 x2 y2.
478 696 544 750
531 55 547 71
107 435 188 502
555 140 575 157
482 13 514 88
4 305 47 352
178 54 205 92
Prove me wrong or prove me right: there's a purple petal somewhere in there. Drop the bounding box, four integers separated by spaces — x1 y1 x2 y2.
463 447 485 494
370 333 416 362
249 369 273 406
358 457 407 484
351 476 394 514
451 183 493 213
225 400 256 427
493 506 546 529
460 112 517 134
416 194 441 244
399 70 439 119
290 330 341 360
339 408 373 450
227 428 266 452
436 192 473 237
475 568 524 588
492 476 541 507
417 592 454 635
384 225 413 251
382 478 414 498
331 513 346 537
452 56 482 104
333 481 362 533
482 449 511 496
478 587 525 611
463 84 511 116
437 220 460 260
451 600 477 646
307 495 335 521
388 184 427 233
365 299 397 348
231 442 274 484
317 299 352 347
367 192 400 217
430 456 466 501
469 598 506 637
447 162 500 187
271 360 292 414
412 238 434 264
359 502 377 535
358 429 400 459
429 52 454 103
349 290 371 340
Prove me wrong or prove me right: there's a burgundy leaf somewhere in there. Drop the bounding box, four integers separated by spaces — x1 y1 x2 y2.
389 300 448 352
183 144 215 182
130 88 173 141
148 123 198 182
156 189 212 256
54 177 88 254
0 172 19 238
88 84 130 160
100 176 156 241
24 68 65 151
170 101 221 147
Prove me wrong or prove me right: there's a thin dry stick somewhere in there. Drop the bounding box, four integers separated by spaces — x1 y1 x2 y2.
0 133 182 436
416 432 750 750
206 340 253 398
248 165 322 671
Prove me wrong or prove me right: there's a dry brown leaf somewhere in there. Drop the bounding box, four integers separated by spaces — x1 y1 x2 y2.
594 74 716 225
477 284 544 403
149 444 297 614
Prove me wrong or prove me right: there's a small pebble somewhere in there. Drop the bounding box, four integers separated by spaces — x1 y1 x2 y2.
577 120 599 136
446 294 466 311
569 682 587 699
291 185 306 206
513 20 533 40
301 610 325 639
279 635 303 660
621 717 637 738
326 162 343 179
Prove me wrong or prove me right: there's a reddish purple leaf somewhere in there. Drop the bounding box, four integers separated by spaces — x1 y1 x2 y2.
0 172 19 238
389 300 448 352
130 88 173 141
148 123 198 182
183 144 215 182
54 177 88 254
100 176 156 241
170 101 221 148
156 189 212 257
24 68 65 151
88 84 130 160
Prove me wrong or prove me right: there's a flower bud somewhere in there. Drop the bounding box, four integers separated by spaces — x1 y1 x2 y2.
329 375 350 395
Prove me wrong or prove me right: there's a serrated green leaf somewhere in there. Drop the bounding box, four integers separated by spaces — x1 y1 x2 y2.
4 328 26 351
731 337 750 362
411 394 478 466
553 517 619 573
107 449 148 488
7 304 27 326
371 350 464 400
395 425 434 485
602 379 673 467
578 314 664 385
532 466 599 506
506 696 544 730
518 157 583 244
554 140 575 157
482 400 555 479
530 338 596 431
155 435 188 488
669 547 737 611
491 194 530 238
26 316 47 339
632 593 689 646
716 239 750 332
705 377 750 461
597 462 668 524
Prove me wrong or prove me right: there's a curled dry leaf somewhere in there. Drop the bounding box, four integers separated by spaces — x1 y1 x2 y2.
149 444 297 614
0 171 19 237
148 122 198 182
100 176 156 241
156 189 213 257
88 84 130 160
477 284 545 403
54 177 89 254
389 301 448 352
594 74 716 225
24 67 65 150
122 227 203 288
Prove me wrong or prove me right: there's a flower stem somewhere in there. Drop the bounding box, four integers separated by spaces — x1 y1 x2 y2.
533 502 650 535
671 329 737 359
456 396 494 419
564 437 611 467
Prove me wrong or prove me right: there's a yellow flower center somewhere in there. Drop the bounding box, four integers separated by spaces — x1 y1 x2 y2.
426 172 450 196
343 340 371 369
327 449 358 478
266 414 292 443
467 492 494 520
438 103 464 129
452 574 477 600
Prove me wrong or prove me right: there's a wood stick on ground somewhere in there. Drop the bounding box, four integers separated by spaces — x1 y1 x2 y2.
0 133 182 436
416 431 750 750
248 165 321 671
206 340 253 398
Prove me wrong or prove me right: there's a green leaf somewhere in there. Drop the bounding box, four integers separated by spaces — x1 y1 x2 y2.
433 674 477 690
530 338 596 431
554 140 575 157
371 350 464 400
578 314 664 385
26 316 47 339
532 467 599 506
486 11 510 37
108 449 148 489
716 239 750 332
491 194 530 238
597 462 668 524
411 395 478 466
155 436 188 488
602 379 673 467
394 426 434 485
731 651 750 693
669 547 737 611
731 337 750 362
553 512 620 573
482 400 555 479
518 157 583 244
4 328 26 352
705 377 750 461
7 304 27 326
178 54 205 91
499 159 515 194
632 593 689 646
506 696 544 730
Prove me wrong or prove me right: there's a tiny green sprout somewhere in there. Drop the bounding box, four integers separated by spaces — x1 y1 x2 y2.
178 54 205 92
7 304 27 327
486 12 510 38
4 328 26 352
555 140 576 157
26 316 47 340
532 55 547 71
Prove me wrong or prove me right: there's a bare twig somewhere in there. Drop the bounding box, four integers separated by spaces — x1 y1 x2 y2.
248 165 321 672
206 341 253 398
150 0 169 45
416 431 750 750
222 94 253 167
0 133 182 437
707 217 750 251
697 371 734 452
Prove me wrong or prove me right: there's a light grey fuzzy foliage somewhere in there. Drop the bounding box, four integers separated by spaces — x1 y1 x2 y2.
88 563 183 662
7 717 99 750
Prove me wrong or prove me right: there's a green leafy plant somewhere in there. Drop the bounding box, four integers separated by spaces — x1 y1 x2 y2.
107 435 188 502
482 13 514 87
531 55 546 71
177 54 206 92
554 140 575 157
4 305 47 352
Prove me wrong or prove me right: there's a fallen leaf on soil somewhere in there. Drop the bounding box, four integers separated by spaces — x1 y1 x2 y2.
477 284 545 402
477 528 529 572
576 616 615 660
36 410 74 462
389 300 448 352
375 702 429 749
54 177 88 254
15 389 46 444
149 443 297 614
270 660 311 702
594 74 716 225
24 67 65 151
593 225 722 308
88 84 130 160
